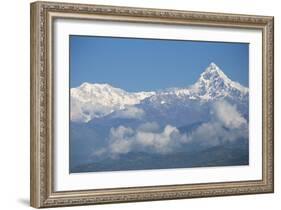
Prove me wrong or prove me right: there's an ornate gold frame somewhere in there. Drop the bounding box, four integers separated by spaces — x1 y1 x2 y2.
30 1 274 208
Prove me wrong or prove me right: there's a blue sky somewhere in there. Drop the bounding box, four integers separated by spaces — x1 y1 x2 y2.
70 35 249 91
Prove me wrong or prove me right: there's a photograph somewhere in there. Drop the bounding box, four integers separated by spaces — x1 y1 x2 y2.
30 2 274 207
69 36 249 173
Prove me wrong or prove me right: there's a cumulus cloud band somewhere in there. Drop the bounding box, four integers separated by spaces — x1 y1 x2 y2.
93 100 248 158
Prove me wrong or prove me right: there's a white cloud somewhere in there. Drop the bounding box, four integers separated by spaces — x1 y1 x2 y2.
186 100 248 146
113 107 145 119
93 100 248 158
211 100 247 128
135 125 181 154
106 126 135 156
103 123 187 156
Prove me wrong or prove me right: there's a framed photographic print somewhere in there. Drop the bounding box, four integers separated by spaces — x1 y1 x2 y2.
30 1 274 208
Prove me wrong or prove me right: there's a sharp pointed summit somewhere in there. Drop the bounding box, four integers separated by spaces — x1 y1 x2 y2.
206 62 221 71
199 62 229 82
208 62 220 69
190 62 248 100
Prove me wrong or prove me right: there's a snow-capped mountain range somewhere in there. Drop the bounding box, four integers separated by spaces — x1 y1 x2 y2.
71 62 248 123
71 83 155 122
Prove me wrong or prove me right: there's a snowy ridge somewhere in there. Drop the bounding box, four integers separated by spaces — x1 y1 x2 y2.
71 83 155 122
71 63 249 122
